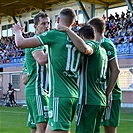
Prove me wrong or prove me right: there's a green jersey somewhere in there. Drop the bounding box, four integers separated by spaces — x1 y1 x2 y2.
79 40 108 106
37 29 81 98
101 38 122 100
24 45 48 96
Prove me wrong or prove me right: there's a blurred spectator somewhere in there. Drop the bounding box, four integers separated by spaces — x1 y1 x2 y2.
121 11 125 20
72 21 81 33
129 33 133 43
7 83 17 107
0 32 35 64
126 9 130 18
105 10 133 47
1 10 133 62
126 25 132 36
102 14 106 20
115 12 119 20
108 14 115 21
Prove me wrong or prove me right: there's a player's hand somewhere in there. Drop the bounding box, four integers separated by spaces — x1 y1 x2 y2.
106 93 111 107
12 23 24 33
57 24 69 32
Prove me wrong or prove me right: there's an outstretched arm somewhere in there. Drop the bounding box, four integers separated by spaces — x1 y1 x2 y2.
57 24 93 55
13 24 41 48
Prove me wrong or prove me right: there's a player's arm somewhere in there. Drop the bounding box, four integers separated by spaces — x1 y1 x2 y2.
22 74 28 85
22 61 28 85
32 50 48 66
57 24 93 55
106 58 120 105
13 24 41 48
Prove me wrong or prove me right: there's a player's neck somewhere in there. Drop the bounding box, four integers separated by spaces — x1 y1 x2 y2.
96 33 104 42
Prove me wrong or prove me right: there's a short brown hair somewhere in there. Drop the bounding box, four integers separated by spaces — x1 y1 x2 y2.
88 17 106 34
59 7 76 26
78 25 95 40
34 12 49 25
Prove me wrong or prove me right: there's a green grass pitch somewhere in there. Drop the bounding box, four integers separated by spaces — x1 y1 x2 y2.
0 106 133 133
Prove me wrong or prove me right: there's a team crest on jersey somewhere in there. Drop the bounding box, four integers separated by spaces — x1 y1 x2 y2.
42 32 47 36
44 106 48 111
107 51 112 56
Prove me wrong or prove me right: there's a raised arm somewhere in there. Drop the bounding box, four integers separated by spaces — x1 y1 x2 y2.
57 24 93 55
13 24 41 48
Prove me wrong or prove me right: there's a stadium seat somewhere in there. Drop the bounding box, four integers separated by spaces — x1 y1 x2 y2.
123 43 129 54
116 44 122 54
129 43 133 53
9 57 13 63
13 58 17 63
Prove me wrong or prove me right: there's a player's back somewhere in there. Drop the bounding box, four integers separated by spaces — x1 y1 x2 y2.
79 40 107 106
38 29 82 98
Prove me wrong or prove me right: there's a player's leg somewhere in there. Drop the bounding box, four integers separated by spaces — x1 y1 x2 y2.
30 128 36 133
104 126 117 133
94 106 105 133
48 97 78 133
45 124 52 133
26 94 49 133
36 122 47 133
36 94 49 133
45 124 70 133
27 113 36 133
76 105 105 133
46 125 70 133
103 100 121 133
